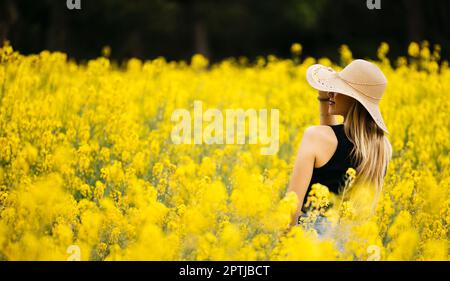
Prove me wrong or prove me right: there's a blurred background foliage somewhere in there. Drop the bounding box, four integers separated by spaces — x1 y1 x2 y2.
0 0 449 63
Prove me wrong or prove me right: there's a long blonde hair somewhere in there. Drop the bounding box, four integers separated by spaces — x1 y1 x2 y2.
343 101 392 210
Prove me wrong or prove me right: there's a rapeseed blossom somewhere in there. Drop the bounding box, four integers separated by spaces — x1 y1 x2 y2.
0 41 448 260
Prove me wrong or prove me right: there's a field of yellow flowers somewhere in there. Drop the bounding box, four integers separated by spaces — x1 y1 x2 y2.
0 41 448 261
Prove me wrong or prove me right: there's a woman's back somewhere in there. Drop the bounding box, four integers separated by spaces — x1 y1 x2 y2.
301 124 356 211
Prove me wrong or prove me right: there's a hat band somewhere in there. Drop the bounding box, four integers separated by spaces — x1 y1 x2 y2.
337 74 383 101
337 73 387 86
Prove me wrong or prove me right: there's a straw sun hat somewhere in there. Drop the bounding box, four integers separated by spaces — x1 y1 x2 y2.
306 59 389 134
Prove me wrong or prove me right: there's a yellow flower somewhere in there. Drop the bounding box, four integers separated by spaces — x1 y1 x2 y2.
290 43 302 55
339 44 353 65
377 42 389 61
191 53 209 70
408 42 420 57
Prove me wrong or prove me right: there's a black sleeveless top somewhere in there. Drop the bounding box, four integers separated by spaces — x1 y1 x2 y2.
301 124 356 212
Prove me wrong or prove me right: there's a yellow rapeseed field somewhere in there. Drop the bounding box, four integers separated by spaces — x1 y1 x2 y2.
0 41 448 260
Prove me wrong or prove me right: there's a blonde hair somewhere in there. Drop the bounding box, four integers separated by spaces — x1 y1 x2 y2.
343 101 392 211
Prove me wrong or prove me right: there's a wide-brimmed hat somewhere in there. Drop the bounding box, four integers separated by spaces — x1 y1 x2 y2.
306 59 389 134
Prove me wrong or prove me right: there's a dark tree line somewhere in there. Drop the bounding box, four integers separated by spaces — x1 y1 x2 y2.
0 0 449 63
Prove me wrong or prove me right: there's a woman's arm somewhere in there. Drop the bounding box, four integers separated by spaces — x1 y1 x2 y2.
286 92 336 228
318 91 338 126
287 127 317 227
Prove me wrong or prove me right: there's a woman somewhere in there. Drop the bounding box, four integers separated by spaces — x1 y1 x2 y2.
288 59 392 229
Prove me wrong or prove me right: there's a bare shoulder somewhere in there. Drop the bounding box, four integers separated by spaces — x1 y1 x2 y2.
302 125 335 142
298 125 337 159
